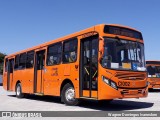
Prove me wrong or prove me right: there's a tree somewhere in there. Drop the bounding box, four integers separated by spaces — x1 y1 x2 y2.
0 52 6 74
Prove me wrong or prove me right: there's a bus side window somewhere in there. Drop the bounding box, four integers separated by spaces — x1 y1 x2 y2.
14 55 19 70
19 53 27 69
5 58 8 72
26 51 34 68
47 42 62 66
63 38 78 63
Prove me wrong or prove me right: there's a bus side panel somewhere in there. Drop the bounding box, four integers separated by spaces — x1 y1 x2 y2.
2 59 7 91
43 61 79 98
59 64 79 98
44 38 80 98
25 69 34 93
9 73 13 91
12 71 19 91
21 70 30 93
43 65 62 96
3 72 7 91
13 70 29 93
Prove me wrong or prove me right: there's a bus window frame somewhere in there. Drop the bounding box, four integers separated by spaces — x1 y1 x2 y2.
62 38 78 64
14 55 20 70
5 58 8 72
46 42 62 66
19 53 27 70
26 51 35 69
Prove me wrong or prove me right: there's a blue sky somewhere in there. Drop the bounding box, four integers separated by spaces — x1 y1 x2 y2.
0 0 160 60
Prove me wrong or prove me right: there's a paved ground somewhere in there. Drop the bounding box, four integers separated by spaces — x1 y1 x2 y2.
0 86 159 119
0 86 159 111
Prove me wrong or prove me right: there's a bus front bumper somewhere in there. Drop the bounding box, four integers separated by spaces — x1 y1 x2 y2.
118 88 148 98
99 84 148 100
148 84 160 89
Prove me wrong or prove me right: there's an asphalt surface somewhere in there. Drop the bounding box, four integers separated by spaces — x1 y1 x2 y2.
0 86 160 120
0 86 159 112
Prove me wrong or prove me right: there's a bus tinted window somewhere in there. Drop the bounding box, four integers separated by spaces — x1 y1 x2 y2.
47 43 62 65
14 55 19 69
63 38 78 63
26 51 34 68
5 58 8 72
19 53 26 69
146 61 160 65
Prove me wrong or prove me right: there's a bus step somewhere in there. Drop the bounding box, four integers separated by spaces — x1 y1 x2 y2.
80 97 97 100
34 93 44 96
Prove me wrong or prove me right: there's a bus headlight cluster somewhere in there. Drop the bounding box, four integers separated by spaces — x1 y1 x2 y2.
102 76 118 90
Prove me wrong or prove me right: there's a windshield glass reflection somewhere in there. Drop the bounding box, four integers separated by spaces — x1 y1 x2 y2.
147 66 160 78
101 37 146 71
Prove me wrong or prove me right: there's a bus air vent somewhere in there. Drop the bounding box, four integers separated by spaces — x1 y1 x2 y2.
115 72 145 80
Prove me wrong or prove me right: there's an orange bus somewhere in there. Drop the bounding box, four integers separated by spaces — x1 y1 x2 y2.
3 24 148 105
146 61 160 90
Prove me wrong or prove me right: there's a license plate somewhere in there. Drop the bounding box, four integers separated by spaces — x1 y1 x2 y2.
129 90 138 94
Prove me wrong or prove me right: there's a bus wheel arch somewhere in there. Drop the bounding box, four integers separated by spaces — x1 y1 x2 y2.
15 80 21 91
60 79 79 106
15 80 24 98
60 79 74 96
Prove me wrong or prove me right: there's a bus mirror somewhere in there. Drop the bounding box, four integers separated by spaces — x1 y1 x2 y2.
99 37 104 60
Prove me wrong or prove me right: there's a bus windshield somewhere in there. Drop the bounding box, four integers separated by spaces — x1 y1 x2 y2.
147 66 160 78
101 37 146 71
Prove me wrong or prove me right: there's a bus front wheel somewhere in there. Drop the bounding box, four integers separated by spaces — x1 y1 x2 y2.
16 83 24 98
61 83 79 106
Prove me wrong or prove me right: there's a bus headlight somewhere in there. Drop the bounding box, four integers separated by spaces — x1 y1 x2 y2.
111 81 118 90
102 76 110 84
102 76 118 90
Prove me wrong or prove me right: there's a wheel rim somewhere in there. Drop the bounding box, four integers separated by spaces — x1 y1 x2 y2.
17 85 21 96
65 87 75 102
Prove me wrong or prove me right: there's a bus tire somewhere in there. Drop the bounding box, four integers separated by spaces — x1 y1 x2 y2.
61 83 79 106
16 83 24 98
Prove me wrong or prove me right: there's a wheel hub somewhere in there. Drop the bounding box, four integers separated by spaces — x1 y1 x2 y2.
17 86 21 96
65 88 75 101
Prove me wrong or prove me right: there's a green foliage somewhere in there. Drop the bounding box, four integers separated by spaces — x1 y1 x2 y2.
0 52 6 74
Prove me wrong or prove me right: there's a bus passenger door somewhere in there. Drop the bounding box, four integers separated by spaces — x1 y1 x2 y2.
34 50 46 93
80 35 98 98
7 59 14 91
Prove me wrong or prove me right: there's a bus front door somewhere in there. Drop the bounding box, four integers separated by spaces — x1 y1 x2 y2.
80 36 98 98
34 50 45 93
7 59 14 91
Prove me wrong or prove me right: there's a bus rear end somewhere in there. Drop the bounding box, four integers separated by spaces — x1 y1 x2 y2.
146 61 160 90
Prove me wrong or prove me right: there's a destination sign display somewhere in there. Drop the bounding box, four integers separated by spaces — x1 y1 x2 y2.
104 25 143 40
146 61 160 65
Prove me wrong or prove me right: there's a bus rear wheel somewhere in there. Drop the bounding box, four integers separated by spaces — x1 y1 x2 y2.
61 83 79 106
16 83 24 98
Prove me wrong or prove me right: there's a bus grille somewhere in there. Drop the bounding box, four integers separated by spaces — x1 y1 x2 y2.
150 79 160 82
121 89 142 94
115 72 145 80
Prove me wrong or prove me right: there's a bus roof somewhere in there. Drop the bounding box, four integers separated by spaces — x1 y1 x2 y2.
146 61 160 65
5 24 141 58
